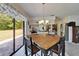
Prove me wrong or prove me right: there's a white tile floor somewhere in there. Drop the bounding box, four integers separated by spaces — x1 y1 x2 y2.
13 45 69 56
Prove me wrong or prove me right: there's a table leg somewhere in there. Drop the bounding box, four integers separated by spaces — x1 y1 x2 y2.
44 50 48 56
41 50 43 56
24 39 28 56
50 50 53 56
62 44 65 56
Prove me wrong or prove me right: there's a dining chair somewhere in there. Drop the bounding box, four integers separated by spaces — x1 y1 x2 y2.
24 37 40 56
50 37 65 56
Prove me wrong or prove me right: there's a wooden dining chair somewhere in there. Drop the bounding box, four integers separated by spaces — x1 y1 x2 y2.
50 37 65 56
24 37 40 56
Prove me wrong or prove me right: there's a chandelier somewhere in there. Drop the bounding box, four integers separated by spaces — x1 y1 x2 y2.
38 3 49 25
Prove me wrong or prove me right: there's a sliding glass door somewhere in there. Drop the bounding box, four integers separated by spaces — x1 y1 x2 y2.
0 13 13 55
0 13 24 56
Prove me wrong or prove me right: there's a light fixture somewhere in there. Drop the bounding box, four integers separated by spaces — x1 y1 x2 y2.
38 3 49 24
45 20 49 24
39 20 44 24
42 3 45 24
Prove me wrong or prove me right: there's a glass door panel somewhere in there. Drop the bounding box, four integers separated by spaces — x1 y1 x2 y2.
15 19 23 50
0 13 13 55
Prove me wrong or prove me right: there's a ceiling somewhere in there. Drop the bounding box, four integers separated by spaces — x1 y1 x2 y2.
11 3 79 18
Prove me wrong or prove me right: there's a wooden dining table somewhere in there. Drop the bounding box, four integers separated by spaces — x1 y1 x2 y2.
30 33 64 56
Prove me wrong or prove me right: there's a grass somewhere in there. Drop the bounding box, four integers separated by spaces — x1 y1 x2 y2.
0 29 23 41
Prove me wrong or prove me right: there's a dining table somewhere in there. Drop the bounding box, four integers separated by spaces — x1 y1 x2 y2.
29 33 65 56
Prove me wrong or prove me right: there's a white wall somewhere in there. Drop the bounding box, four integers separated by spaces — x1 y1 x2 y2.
55 17 62 36
24 16 32 37
64 15 79 26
